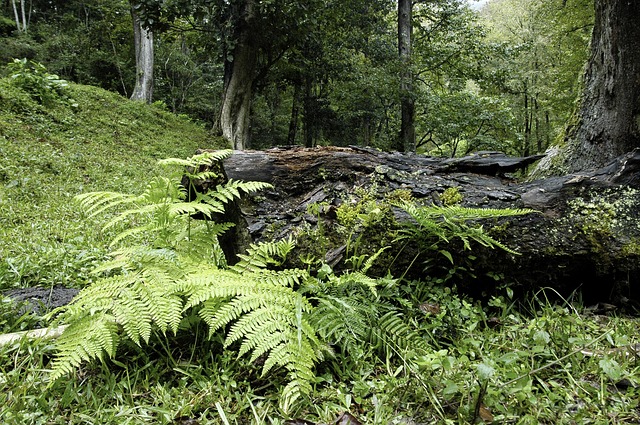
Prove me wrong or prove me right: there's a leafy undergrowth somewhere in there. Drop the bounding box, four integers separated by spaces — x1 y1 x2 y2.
1 287 639 424
0 73 221 289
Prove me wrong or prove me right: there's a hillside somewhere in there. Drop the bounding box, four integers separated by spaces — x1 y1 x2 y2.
0 78 223 289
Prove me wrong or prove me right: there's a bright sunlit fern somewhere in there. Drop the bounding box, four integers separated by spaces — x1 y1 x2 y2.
46 152 325 411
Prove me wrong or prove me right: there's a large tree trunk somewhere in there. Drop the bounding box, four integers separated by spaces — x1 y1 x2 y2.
534 0 640 176
219 0 257 150
398 0 416 153
130 7 154 103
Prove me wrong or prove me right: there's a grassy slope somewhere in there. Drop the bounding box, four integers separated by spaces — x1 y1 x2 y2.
0 80 224 289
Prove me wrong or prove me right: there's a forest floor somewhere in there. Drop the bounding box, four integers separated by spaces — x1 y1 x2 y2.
1 80 639 424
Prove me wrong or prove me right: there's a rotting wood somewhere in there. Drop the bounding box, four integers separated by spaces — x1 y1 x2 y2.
210 146 640 304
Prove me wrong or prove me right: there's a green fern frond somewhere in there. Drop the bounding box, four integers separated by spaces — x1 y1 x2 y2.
157 150 233 169
396 201 533 254
232 238 295 273
372 310 429 356
49 312 120 381
54 152 319 411
310 294 373 351
75 191 137 219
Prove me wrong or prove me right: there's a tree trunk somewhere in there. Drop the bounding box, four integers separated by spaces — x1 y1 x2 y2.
523 84 531 157
130 7 154 103
12 0 22 32
303 77 315 148
19 0 27 32
398 0 416 153
288 82 302 145
534 0 640 175
219 0 257 150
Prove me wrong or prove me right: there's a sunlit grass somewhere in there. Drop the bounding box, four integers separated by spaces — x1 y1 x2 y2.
0 80 223 289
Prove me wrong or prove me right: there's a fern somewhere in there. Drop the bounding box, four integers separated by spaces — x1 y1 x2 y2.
46 152 325 412
306 257 429 365
396 201 534 256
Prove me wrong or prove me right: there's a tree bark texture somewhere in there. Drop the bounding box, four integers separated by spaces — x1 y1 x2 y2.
535 0 640 175
213 146 640 305
220 0 257 150
130 8 154 103
398 0 416 153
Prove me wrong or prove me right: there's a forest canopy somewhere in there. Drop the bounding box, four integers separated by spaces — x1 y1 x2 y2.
0 0 593 155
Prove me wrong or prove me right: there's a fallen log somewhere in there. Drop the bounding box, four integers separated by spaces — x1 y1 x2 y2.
213 146 640 305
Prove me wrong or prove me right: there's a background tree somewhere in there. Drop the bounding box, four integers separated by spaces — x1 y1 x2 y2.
479 0 593 157
398 0 415 152
11 0 28 32
130 3 154 103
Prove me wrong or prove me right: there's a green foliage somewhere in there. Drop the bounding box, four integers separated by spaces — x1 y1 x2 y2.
0 15 17 36
5 59 75 106
304 250 428 362
396 201 534 264
439 187 463 206
479 0 593 155
0 296 41 334
46 152 329 411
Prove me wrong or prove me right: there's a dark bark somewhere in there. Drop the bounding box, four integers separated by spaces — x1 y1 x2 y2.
303 77 314 148
287 83 302 145
212 147 640 305
398 0 415 153
535 0 640 175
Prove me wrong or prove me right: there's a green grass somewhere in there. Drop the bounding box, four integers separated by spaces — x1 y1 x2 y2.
1 286 639 424
0 78 223 289
0 74 639 424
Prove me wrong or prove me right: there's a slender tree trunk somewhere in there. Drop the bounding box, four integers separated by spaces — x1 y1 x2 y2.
534 0 640 176
130 8 154 103
220 0 257 150
534 97 541 153
12 0 22 32
398 0 415 153
523 83 531 157
288 82 302 145
363 115 371 146
303 77 314 148
20 0 27 32
545 111 550 149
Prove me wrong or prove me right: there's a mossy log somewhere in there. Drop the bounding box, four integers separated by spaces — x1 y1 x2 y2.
211 146 640 305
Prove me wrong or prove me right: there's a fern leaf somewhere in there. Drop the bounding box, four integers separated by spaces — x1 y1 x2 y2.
50 313 120 381
75 191 136 218
157 150 233 169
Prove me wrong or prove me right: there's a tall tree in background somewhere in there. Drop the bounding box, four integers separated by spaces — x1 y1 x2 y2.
11 0 28 32
535 0 640 175
398 0 415 152
130 3 154 103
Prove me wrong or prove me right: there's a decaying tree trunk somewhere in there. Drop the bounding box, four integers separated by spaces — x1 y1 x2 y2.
213 146 640 304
